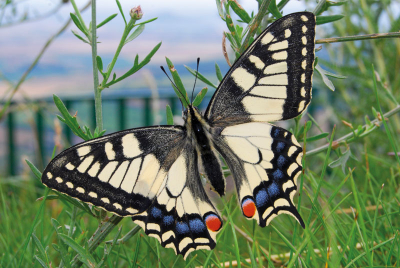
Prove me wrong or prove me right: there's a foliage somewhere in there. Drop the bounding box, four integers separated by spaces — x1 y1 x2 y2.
1 0 400 267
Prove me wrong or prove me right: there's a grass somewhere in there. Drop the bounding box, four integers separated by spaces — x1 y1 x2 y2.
1 0 400 267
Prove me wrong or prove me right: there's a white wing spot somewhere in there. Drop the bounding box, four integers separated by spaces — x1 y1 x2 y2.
243 97 285 116
98 161 118 182
302 47 307 56
261 32 274 45
195 238 209 244
301 87 307 97
302 60 307 70
165 242 177 255
301 74 306 83
302 36 307 45
109 161 130 188
282 180 295 192
285 29 291 38
166 198 175 212
301 15 308 22
121 134 142 158
77 155 94 173
162 231 175 242
302 25 307 33
121 158 141 193
88 161 101 177
231 67 256 92
76 187 85 193
126 207 138 214
268 40 289 51
287 163 298 177
264 61 287 75
56 177 63 183
248 55 265 70
290 189 296 202
66 182 74 188
262 206 274 219
298 100 306 112
274 198 290 208
65 163 75 170
259 74 288 85
147 223 160 232
251 86 287 99
167 155 187 196
89 192 98 198
105 142 116 160
288 146 298 157
272 51 287 60
77 146 90 157
184 248 195 260
101 197 110 204
47 172 53 179
179 237 194 252
113 203 122 210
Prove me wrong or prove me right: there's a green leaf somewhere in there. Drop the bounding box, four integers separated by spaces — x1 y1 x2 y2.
192 87 208 107
166 57 189 107
230 1 251 23
96 56 103 71
125 24 145 45
316 15 345 25
299 132 329 142
215 0 225 19
268 0 283 19
34 255 48 268
97 13 118 28
32 233 49 266
225 14 241 47
185 65 218 89
53 95 89 140
132 17 158 27
215 63 223 82
71 30 90 44
315 64 335 91
166 105 174 125
115 0 127 25
70 13 87 34
25 160 42 180
329 149 352 174
59 234 97 267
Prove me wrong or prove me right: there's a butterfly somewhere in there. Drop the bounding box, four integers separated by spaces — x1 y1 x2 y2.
41 12 316 259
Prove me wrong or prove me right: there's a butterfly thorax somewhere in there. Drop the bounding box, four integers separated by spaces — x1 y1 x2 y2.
184 105 226 196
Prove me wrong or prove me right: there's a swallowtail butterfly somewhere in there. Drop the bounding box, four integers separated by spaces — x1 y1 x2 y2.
42 12 316 259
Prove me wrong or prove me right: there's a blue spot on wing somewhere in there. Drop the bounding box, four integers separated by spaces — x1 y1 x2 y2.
273 128 280 138
255 189 268 207
273 169 284 180
163 215 174 226
276 142 285 152
176 221 190 234
189 219 206 233
268 183 280 197
277 155 286 168
151 207 162 219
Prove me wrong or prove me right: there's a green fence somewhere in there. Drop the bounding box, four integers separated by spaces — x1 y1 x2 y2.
4 91 187 176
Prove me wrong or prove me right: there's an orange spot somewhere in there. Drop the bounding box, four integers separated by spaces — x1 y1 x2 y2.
205 214 222 232
242 199 256 218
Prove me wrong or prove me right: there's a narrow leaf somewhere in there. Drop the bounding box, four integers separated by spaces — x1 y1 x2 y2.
315 64 335 91
125 24 145 45
32 233 48 265
215 63 223 82
185 66 218 89
230 0 251 23
316 15 345 25
34 255 48 268
70 13 86 34
59 234 97 266
115 0 126 25
268 0 283 19
166 57 189 106
166 105 174 125
26 160 42 180
96 56 103 71
97 13 118 28
71 30 90 44
192 87 208 107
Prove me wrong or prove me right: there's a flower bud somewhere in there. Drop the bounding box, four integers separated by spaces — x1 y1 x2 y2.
130 6 143 20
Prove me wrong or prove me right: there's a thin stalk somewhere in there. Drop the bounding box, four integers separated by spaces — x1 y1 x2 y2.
316 32 400 44
91 0 103 132
240 0 272 53
306 105 400 156
99 19 136 90
313 0 326 15
70 0 89 34
0 1 91 121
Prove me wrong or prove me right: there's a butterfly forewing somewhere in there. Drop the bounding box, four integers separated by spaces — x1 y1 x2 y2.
206 12 316 126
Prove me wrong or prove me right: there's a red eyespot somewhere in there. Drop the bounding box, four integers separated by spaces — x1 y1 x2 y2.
242 199 256 218
205 214 222 232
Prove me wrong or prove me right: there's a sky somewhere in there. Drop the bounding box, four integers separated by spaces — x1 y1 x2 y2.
0 0 307 99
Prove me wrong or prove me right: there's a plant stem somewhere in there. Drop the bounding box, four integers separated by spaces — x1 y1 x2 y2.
91 0 103 132
306 105 400 156
240 0 272 53
0 1 91 121
99 19 135 90
316 32 400 44
70 0 89 33
71 215 123 268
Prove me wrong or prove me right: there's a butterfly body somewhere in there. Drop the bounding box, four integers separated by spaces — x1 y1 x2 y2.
41 12 316 259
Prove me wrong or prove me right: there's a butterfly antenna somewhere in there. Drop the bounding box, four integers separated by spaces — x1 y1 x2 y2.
191 57 200 104
160 66 190 108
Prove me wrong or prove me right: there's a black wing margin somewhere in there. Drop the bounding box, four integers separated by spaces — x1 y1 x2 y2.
205 12 316 126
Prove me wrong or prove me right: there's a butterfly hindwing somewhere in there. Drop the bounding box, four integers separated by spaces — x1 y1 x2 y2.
131 144 223 259
205 12 316 126
42 126 187 217
212 122 304 227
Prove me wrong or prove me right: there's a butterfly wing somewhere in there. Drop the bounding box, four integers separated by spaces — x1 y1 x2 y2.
205 12 316 126
213 122 304 227
42 125 222 259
